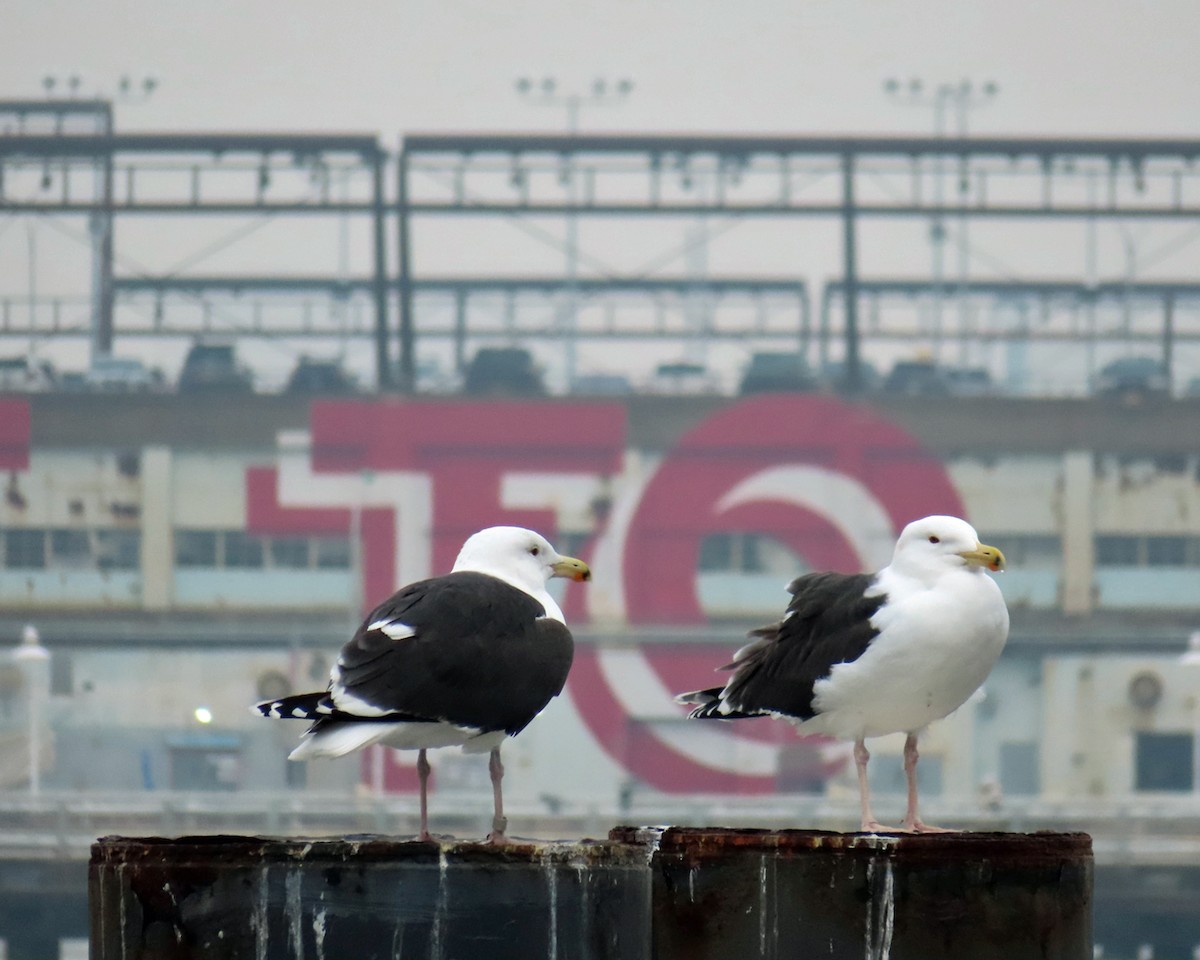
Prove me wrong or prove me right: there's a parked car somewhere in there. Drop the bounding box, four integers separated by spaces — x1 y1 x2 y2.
0 356 56 392
463 347 545 396
285 357 357 395
883 360 950 397
1094 357 1169 403
821 359 882 394
648 361 721 395
85 355 162 392
571 373 632 396
178 343 253 393
738 352 817 395
944 366 994 397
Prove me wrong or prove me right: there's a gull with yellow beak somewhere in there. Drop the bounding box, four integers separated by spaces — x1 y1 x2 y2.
679 515 1008 833
256 526 589 844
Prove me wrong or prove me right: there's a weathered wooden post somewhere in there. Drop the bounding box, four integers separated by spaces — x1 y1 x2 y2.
91 828 1092 959
621 827 1093 960
90 835 652 960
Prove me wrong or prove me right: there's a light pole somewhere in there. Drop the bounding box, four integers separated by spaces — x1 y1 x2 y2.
883 78 998 364
40 73 157 363
515 77 634 390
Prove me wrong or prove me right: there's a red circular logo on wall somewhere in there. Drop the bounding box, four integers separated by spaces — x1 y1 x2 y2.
568 394 965 793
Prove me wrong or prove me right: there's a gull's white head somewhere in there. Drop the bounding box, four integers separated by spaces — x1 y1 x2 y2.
889 515 1006 581
452 526 591 601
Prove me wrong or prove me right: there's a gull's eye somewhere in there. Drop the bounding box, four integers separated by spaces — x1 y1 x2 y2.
529 546 540 556
928 536 940 544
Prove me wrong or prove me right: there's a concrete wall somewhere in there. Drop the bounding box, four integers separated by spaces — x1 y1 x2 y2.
5 443 1200 616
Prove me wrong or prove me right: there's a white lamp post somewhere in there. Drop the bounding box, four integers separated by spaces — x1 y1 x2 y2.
14 624 50 796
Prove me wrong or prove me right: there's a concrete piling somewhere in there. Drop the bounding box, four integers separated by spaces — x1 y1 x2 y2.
91 828 1092 959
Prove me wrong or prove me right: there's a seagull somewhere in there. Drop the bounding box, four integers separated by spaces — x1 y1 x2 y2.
255 525 589 844
677 515 1008 833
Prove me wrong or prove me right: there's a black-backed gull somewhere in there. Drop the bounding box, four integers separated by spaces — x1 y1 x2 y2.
678 515 1008 833
255 525 588 843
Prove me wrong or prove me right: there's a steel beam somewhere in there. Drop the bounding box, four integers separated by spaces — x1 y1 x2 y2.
370 149 391 389
112 275 811 294
396 143 415 392
401 132 1200 159
840 152 861 393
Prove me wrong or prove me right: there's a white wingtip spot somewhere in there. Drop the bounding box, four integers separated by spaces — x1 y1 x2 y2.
329 685 394 718
367 619 417 641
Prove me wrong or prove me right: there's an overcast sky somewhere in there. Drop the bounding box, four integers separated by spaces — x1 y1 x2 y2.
6 0 1200 138
4 1 1200 390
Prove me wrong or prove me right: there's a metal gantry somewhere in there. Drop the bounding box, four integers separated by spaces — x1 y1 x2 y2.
0 105 393 385
7 106 1200 392
397 133 1200 391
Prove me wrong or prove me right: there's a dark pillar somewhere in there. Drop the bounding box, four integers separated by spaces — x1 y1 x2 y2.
91 828 1091 960
370 146 391 391
91 104 116 359
1163 291 1175 392
840 151 862 395
396 141 415 394
453 288 468 374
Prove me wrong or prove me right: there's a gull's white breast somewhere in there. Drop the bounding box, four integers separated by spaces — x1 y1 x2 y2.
806 566 1009 740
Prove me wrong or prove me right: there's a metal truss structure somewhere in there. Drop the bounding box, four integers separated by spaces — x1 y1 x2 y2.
0 100 393 383
397 133 1200 391
5 102 1200 391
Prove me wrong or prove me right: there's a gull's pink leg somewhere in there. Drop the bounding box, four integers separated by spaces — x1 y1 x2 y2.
901 733 953 833
417 748 432 841
855 738 897 832
487 748 509 844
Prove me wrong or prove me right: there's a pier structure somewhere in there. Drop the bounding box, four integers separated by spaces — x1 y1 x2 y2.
91 828 1092 959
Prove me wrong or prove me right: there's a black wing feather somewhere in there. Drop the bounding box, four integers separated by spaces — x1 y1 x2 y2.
696 571 885 722
330 571 574 736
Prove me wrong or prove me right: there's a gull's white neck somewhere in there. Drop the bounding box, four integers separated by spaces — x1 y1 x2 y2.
453 559 565 623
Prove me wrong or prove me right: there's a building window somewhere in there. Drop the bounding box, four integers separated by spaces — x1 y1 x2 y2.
1096 536 1139 566
174 529 352 571
1134 731 1194 791
270 537 310 569
1146 536 1187 566
4 529 47 569
1096 535 1200 567
223 532 265 569
872 753 943 796
176 531 218 568
999 741 1040 795
991 534 1061 567
96 530 140 570
698 533 770 573
699 534 732 572
2 528 141 572
314 537 351 569
50 530 91 568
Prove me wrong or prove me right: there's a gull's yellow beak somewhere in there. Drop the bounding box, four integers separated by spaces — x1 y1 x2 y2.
551 555 592 583
959 542 1005 572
